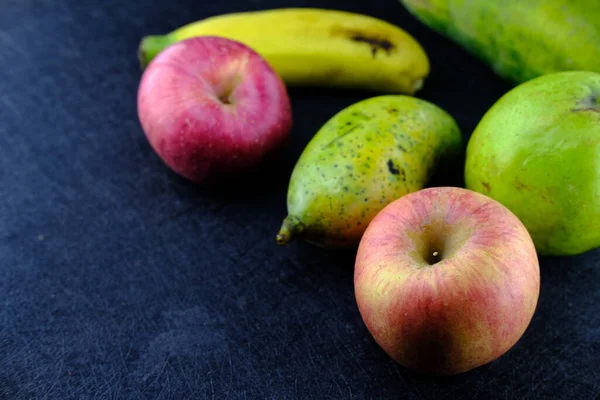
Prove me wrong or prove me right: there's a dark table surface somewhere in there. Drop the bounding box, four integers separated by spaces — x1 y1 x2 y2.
1 0 599 399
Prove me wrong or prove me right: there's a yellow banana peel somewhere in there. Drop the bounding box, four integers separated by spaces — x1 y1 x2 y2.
138 8 430 94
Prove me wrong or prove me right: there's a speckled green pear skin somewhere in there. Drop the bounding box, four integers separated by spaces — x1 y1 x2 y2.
276 95 462 248
465 71 600 256
399 0 600 84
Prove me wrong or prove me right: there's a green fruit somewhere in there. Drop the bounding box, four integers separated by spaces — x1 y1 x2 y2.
276 95 462 248
465 70 600 256
399 0 600 84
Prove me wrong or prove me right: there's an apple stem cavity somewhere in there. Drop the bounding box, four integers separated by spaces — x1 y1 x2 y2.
276 215 304 245
410 222 450 267
216 74 242 105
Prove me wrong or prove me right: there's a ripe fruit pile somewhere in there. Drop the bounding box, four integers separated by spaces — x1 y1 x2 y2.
136 6 599 376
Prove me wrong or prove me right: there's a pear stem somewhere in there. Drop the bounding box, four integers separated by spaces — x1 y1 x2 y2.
276 215 303 245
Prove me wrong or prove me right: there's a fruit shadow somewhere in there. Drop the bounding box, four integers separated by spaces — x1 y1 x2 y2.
161 144 295 206
274 231 361 296
529 249 600 336
426 148 467 190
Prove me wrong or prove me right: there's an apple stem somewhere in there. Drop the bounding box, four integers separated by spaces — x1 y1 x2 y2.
138 35 175 69
428 250 443 265
276 215 303 245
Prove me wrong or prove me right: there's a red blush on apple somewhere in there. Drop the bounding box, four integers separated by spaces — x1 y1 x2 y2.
137 36 292 184
354 186 540 375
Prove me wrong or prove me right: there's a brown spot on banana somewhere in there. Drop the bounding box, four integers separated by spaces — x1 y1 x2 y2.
331 26 395 57
350 33 394 57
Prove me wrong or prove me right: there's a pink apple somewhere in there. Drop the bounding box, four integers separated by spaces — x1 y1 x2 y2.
354 186 540 375
137 36 292 184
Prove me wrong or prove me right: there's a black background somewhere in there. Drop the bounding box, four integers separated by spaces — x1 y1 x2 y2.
1 0 599 399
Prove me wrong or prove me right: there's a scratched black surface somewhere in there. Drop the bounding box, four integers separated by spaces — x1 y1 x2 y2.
0 0 599 399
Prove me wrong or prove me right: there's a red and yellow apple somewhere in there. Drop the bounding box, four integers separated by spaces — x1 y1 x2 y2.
354 186 540 375
137 36 292 184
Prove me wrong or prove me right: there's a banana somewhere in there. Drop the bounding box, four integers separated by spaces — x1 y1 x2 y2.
138 8 430 94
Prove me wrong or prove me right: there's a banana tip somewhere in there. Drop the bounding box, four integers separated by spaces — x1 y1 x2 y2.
137 43 149 70
137 35 173 70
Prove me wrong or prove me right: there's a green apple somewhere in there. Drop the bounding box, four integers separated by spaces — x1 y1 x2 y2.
465 70 600 256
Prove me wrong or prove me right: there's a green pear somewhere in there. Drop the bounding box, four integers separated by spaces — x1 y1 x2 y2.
399 0 600 84
276 95 462 249
465 71 600 256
